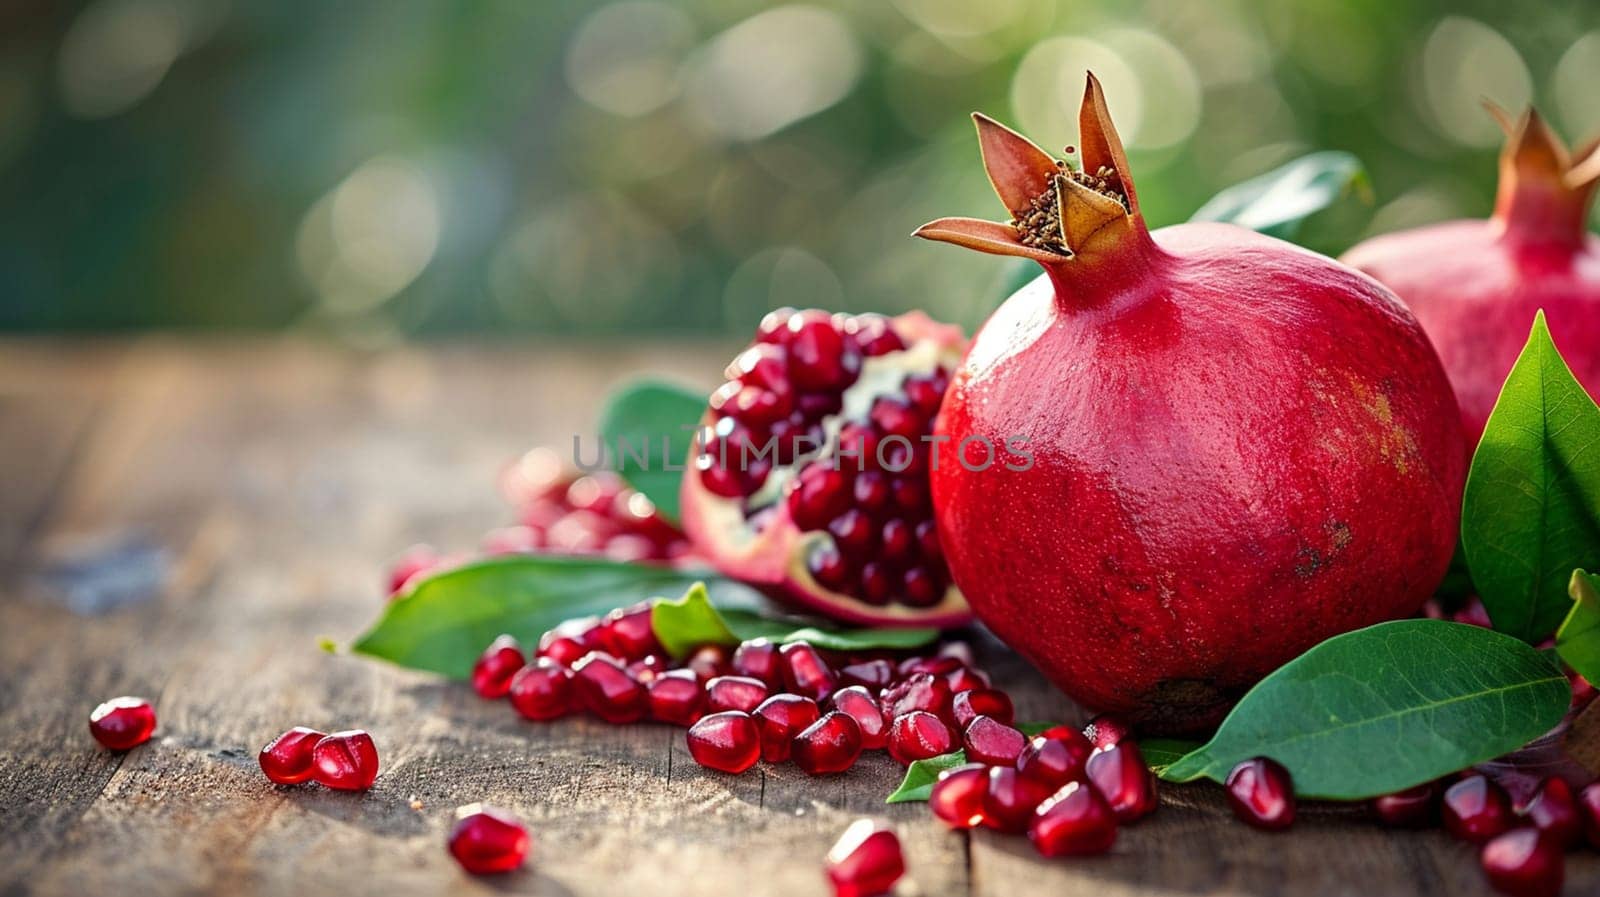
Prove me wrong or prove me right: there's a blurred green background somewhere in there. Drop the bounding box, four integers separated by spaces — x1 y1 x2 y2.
2 0 1598 340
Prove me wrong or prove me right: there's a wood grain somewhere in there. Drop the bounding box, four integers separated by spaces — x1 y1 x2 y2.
0 338 1593 897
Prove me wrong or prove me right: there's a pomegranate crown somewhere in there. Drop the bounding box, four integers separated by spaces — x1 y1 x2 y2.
914 73 1145 265
1486 102 1600 243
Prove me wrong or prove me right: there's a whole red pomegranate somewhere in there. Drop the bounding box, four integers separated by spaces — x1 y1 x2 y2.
1343 106 1600 445
916 74 1465 732
678 310 972 626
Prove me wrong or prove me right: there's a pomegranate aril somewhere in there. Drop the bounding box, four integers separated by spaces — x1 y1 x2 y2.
1581 782 1600 848
901 567 943 607
852 472 889 512
1015 729 1093 790
706 675 771 714
471 634 527 699
1444 774 1515 844
839 659 895 691
829 686 888 750
930 763 990 829
1521 777 1581 847
857 563 893 605
648 669 706 726
828 510 876 557
752 694 821 762
730 342 788 387
869 397 922 442
626 654 667 684
448 804 530 875
311 730 379 791
1225 757 1295 831
600 602 661 661
904 376 943 417
983 766 1053 833
780 642 838 702
887 711 955 766
686 711 761 774
1372 781 1441 827
845 313 905 357
808 543 853 592
963 716 1026 767
880 519 914 564
259 726 325 785
881 673 953 727
757 307 797 344
538 616 603 667
509 659 574 721
1082 714 1132 750
890 477 928 512
791 465 851 530
1085 741 1158 823
944 666 988 694
793 711 863 775
787 313 860 391
1480 829 1564 897
732 638 782 689
952 688 1014 728
572 653 647 723
387 544 441 594
685 643 733 681
824 819 904 897
898 654 961 678
1030 781 1118 857
88 696 156 751
914 519 942 563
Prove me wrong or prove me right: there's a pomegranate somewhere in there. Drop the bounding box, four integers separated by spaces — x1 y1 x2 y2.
952 688 1014 728
571 653 647 723
752 694 821 762
1224 757 1296 831
471 635 526 699
824 820 904 897
982 766 1053 833
448 804 531 875
1581 782 1600 848
1479 828 1564 897
1521 777 1581 848
647 669 707 727
508 659 574 721
88 697 156 751
1029 781 1118 857
778 642 838 702
962 716 1026 766
929 763 990 829
732 638 782 689
1084 741 1158 823
1015 729 1092 791
704 675 770 715
1444 774 1515 844
792 711 863 775
678 309 973 626
310 730 379 791
685 711 761 773
829 686 888 750
916 75 1465 732
887 711 955 766
1372 781 1441 828
259 726 326 785
1343 106 1600 445
499 457 691 563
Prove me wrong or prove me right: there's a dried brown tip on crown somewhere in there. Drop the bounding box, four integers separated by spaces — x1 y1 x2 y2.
1012 164 1128 254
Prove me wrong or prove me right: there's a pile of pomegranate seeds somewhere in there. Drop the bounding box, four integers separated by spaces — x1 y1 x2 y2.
697 309 956 609
258 727 379 791
447 804 531 875
88 696 157 751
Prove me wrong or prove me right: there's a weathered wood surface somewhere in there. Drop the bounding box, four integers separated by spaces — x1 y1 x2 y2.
0 337 1593 897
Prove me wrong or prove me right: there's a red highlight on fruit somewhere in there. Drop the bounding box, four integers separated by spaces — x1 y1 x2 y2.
88 696 156 751
824 819 904 897
448 804 530 875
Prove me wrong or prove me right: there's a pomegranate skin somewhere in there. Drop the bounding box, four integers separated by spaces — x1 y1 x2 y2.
1343 108 1600 445
920 79 1465 733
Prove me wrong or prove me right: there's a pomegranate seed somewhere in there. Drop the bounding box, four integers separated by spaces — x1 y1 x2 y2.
706 675 771 714
869 397 922 441
752 694 821 762
824 819 903 897
88 697 156 751
600 602 661 661
448 804 530 875
311 730 379 791
387 544 441 594
944 666 988 694
1480 829 1564 897
1225 757 1296 831
538 616 603 667
952 688 1014 728
808 543 853 591
1082 714 1132 750
259 726 325 785
686 711 761 774
1580 782 1600 848
897 654 960 678
838 659 895 691
887 711 955 766
780 642 838 702
508 658 574 721
880 519 914 564
829 686 888 750
983 766 1053 833
787 313 860 391
963 716 1027 766
914 519 942 562
471 634 527 699
852 472 889 512
1016 728 1093 790
929 763 990 829
626 654 667 684
572 653 647 723
904 376 942 416
790 465 851 530
827 510 876 558
1444 774 1515 844
880 673 953 727
901 567 943 607
1029 781 1118 857
648 669 707 726
757 307 797 343
1085 742 1158 823
793 711 863 775
732 638 782 688
1521 778 1581 847
1372 781 1441 827
685 644 733 682
890 477 929 512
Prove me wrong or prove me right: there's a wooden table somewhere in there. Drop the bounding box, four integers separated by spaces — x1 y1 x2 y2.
1 338 1594 897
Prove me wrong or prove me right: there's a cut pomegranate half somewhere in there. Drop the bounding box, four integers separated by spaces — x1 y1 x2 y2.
679 310 972 627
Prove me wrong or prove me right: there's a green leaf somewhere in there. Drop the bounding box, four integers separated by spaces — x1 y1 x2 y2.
1141 738 1203 776
350 556 751 678
1188 151 1369 240
1461 312 1600 642
1558 570 1600 683
1160 620 1569 799
652 583 938 659
885 752 968 803
596 379 707 523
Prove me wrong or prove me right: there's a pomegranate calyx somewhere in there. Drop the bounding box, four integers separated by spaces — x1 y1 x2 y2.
973 112 1062 214
911 217 1070 264
1490 104 1598 245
